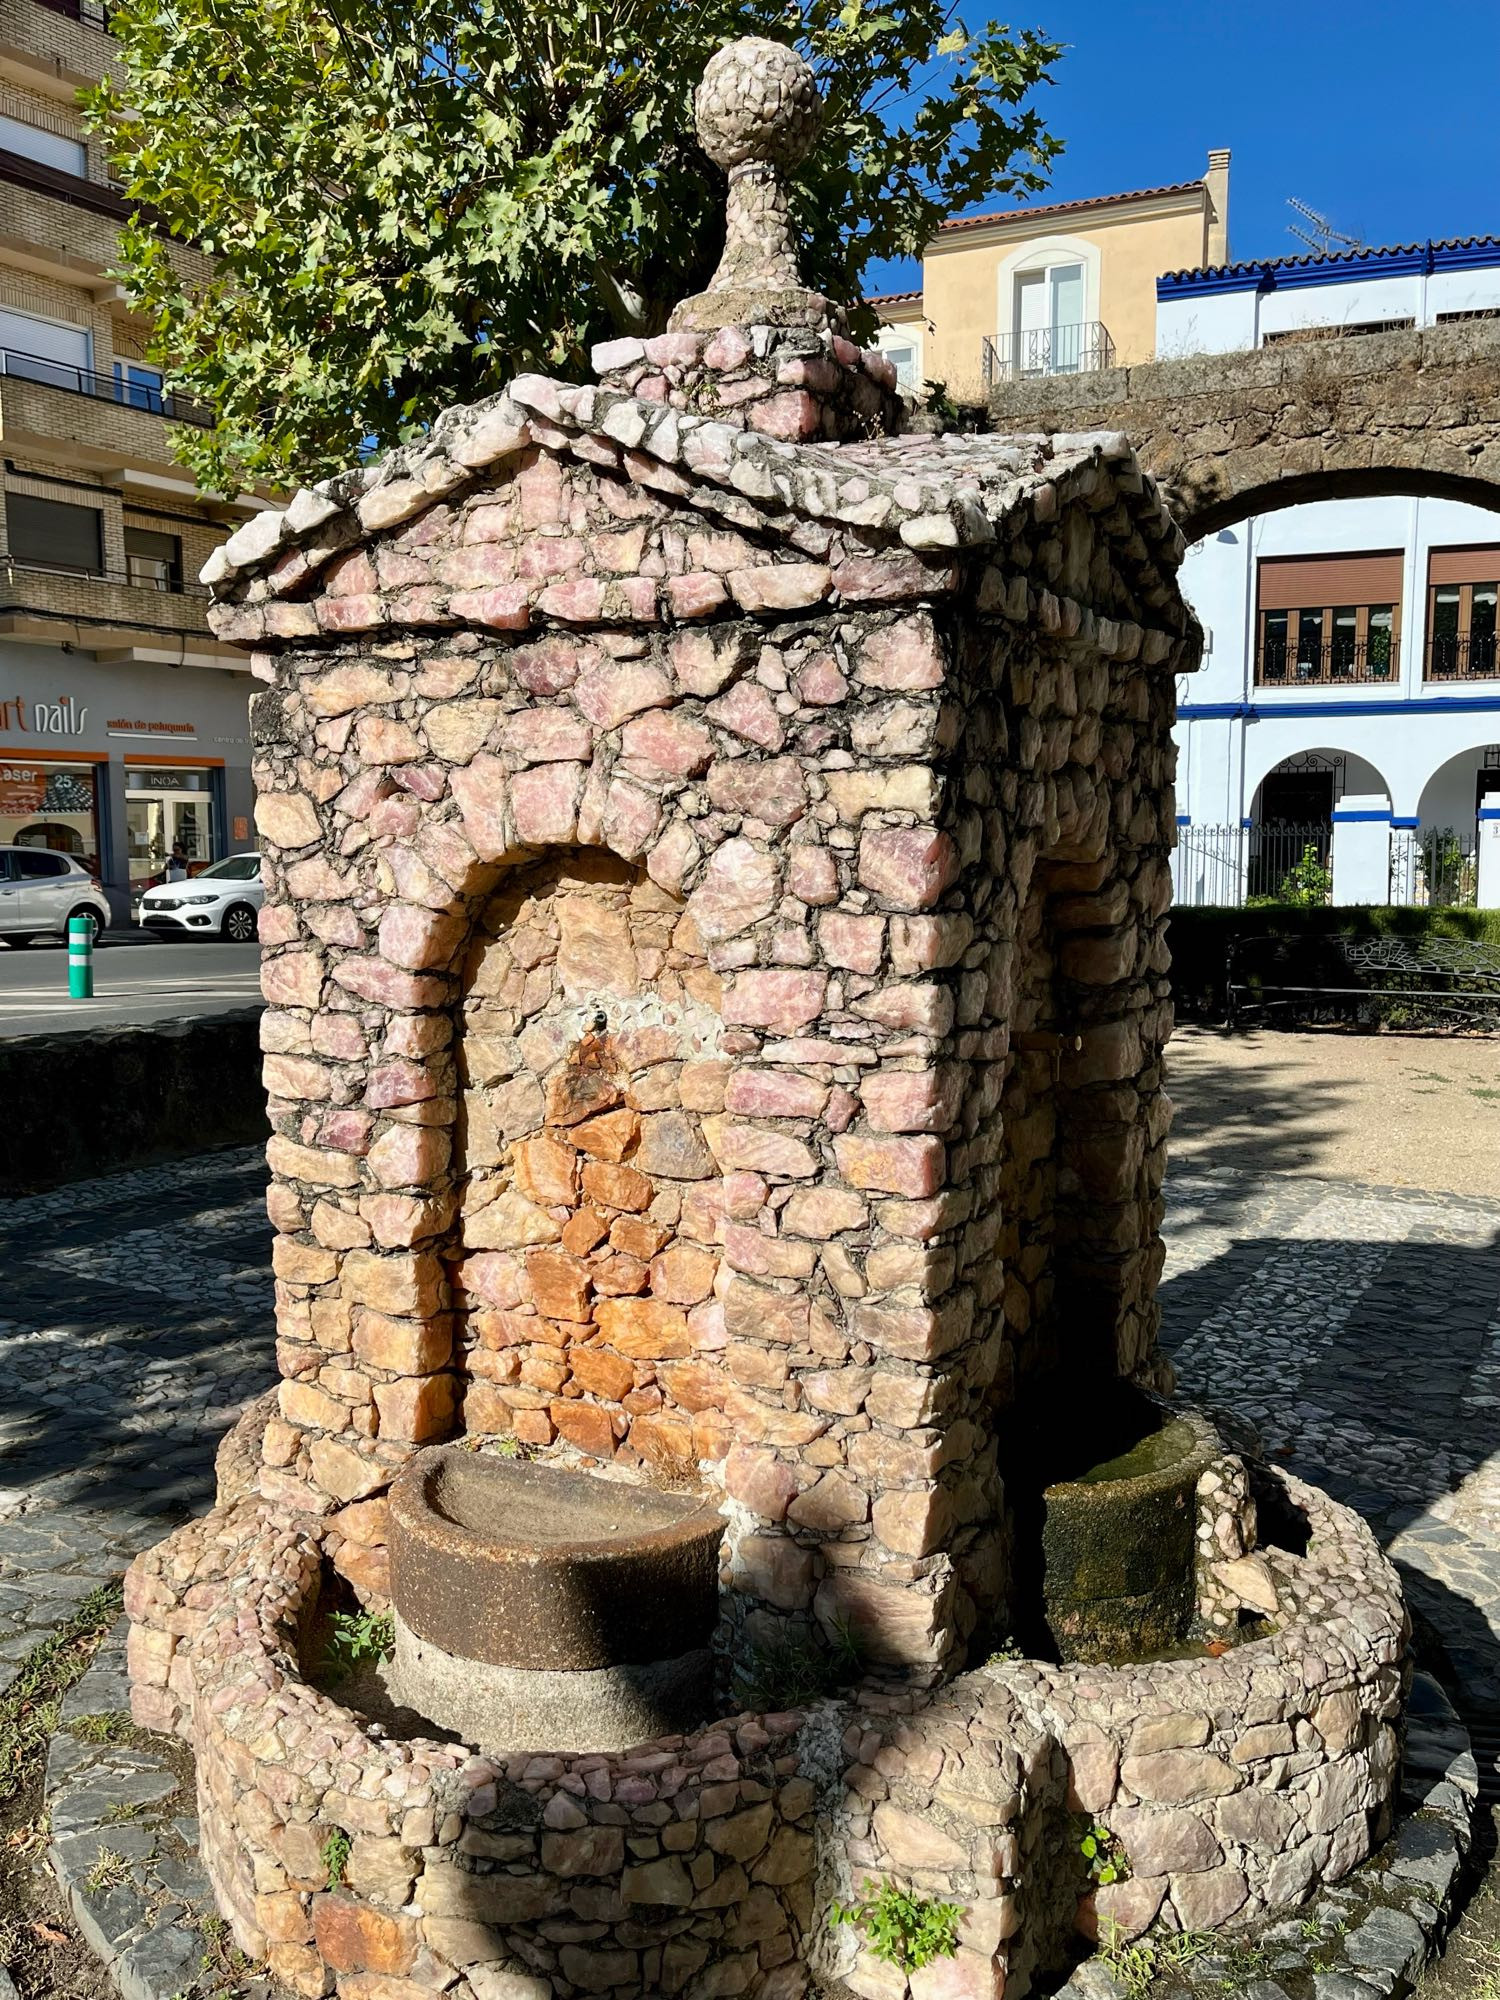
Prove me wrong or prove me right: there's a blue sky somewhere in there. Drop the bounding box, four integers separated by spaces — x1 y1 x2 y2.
865 0 1499 296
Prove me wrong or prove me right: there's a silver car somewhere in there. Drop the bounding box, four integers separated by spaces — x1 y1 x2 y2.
137 852 264 941
0 846 111 946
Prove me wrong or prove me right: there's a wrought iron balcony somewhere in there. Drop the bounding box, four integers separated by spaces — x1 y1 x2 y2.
1255 637 1395 687
981 322 1115 387
1426 633 1500 681
0 346 211 427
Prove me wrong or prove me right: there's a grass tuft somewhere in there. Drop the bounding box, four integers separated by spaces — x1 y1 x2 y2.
0 1582 123 1816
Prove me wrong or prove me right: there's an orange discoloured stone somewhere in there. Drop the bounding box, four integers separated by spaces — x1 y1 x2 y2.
582 1161 654 1212
527 1248 593 1321
550 1400 617 1458
568 1344 636 1402
562 1207 611 1254
570 1108 641 1161
593 1297 692 1358
513 1135 577 1205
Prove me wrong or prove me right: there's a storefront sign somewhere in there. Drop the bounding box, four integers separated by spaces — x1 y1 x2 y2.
128 768 207 792
107 717 196 739
0 763 46 813
0 694 90 737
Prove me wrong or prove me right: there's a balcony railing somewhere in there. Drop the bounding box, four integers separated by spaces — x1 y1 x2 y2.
34 0 109 25
0 346 212 428
1426 633 1500 682
1256 638 1395 687
0 556 208 600
982 322 1115 387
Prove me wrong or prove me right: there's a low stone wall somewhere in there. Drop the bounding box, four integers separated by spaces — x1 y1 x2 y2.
124 1456 1406 2000
0 1008 266 1193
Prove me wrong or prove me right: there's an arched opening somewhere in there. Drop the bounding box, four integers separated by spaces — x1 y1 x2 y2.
1179 464 1500 545
450 849 727 1476
1244 748 1388 900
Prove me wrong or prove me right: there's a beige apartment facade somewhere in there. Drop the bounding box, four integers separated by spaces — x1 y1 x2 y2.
0 0 255 919
873 151 1230 399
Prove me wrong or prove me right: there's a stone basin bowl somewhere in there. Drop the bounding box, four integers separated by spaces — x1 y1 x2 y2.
1040 1399 1221 1665
388 1445 725 1671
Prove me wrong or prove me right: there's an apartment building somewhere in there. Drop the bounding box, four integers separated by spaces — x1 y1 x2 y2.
0 0 255 919
1166 241 1500 906
871 152 1230 398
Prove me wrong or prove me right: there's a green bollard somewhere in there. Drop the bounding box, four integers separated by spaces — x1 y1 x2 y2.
68 913 94 1000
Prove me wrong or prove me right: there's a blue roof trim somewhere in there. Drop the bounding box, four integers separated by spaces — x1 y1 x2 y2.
1392 816 1420 828
1331 808 1392 822
1180 692 1500 719
1480 806 1500 822
1159 236 1500 301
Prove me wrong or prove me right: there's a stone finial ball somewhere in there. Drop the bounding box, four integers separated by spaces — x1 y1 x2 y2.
695 37 821 173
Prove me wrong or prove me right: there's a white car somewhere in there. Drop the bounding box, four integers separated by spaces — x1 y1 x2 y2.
138 852 264 941
0 845 111 947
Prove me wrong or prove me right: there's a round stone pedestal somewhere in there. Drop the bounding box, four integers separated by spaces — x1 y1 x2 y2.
386 1445 724 1750
1041 1402 1222 1663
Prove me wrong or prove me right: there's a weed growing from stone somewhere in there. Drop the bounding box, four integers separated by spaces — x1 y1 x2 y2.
322 1827 352 1890
72 1711 135 1745
1099 1922 1215 1997
735 1622 862 1709
198 1910 260 1992
830 1877 964 1973
322 1609 395 1680
0 1581 122 1814
83 1848 129 1895
986 1636 1025 1664
836 1872 964 1968
1079 1820 1130 1886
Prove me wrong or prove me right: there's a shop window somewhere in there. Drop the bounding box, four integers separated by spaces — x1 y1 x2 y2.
126 767 214 889
124 525 182 591
0 762 99 873
6 493 103 575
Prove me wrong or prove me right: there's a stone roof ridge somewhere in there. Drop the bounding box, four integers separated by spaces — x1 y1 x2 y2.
203 371 1180 599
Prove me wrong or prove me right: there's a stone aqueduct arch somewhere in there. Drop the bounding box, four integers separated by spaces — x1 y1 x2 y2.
985 320 1500 541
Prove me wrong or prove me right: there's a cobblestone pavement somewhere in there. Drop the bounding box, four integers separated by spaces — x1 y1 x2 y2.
1 1146 1496 1731
0 1146 272 1670
1162 1165 1500 1726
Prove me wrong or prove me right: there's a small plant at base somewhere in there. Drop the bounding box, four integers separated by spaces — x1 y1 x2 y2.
323 1827 352 1890
735 1624 863 1709
323 1609 395 1680
84 1847 130 1894
72 1711 135 1745
1079 1820 1130 1886
830 1877 964 1973
1098 1921 1214 1999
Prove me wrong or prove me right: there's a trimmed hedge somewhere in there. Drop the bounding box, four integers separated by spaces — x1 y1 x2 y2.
1168 905 1500 1021
0 1007 266 1194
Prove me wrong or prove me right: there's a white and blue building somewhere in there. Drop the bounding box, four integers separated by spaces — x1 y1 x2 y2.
1162 239 1500 905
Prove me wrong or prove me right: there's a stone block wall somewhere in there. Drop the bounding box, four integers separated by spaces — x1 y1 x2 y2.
214 378 1198 1682
124 1420 1407 2000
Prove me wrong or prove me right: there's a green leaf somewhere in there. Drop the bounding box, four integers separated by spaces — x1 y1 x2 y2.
88 0 1060 492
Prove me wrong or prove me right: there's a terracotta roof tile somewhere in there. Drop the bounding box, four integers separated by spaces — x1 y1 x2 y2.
937 180 1205 237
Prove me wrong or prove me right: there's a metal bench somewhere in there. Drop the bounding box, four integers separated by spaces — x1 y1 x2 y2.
1225 932 1500 1029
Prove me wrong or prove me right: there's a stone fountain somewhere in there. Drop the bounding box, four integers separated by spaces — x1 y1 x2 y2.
123 37 1408 2000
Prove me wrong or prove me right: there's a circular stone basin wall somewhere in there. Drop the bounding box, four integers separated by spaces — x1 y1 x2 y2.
387 1445 725 1751
1041 1401 1222 1663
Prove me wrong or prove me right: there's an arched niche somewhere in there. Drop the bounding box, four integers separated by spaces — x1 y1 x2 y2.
448 849 731 1478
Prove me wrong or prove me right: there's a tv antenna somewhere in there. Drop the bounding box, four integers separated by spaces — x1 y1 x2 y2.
1287 198 1364 255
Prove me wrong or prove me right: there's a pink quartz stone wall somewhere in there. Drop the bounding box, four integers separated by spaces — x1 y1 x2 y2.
214 358 1200 1683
